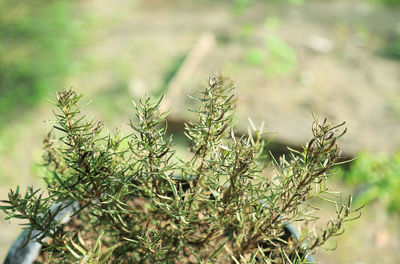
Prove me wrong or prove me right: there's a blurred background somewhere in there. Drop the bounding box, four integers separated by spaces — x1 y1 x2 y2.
1 0 400 262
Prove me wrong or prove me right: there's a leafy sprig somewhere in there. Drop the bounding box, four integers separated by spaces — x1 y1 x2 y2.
2 76 360 263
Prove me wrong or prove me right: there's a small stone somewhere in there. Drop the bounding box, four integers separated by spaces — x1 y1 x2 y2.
307 35 334 53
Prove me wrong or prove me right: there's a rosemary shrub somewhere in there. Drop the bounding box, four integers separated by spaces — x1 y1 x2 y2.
2 76 359 263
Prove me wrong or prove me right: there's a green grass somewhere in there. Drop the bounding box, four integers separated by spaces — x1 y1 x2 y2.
0 0 82 127
344 151 400 213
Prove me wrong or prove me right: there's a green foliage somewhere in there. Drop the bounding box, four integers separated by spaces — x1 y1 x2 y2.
370 0 400 6
2 76 359 263
264 36 297 78
157 54 187 98
0 0 80 126
247 48 267 65
246 35 297 78
246 17 298 78
345 151 400 213
233 0 305 14
381 25 400 60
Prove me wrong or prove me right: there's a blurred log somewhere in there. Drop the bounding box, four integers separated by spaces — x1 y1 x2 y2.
160 32 215 113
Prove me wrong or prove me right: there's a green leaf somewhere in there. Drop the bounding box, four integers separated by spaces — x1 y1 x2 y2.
65 244 82 259
209 242 225 260
189 246 203 264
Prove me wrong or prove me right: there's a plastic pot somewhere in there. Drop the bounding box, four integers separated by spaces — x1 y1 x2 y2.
283 223 315 263
4 201 79 264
